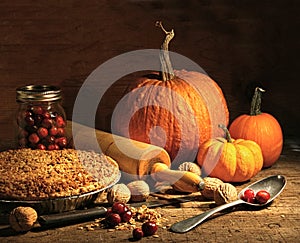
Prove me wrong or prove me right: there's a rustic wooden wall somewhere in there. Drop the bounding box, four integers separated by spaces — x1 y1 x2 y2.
0 0 299 143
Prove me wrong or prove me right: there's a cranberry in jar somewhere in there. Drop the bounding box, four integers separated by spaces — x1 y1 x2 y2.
16 85 69 150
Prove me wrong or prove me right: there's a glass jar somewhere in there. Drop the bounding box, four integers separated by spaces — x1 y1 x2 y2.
16 84 68 150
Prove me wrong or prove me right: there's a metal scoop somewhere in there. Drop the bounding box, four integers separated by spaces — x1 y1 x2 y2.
170 174 287 233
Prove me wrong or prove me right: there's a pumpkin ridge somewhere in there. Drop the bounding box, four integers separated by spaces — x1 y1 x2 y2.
219 142 237 182
233 144 255 182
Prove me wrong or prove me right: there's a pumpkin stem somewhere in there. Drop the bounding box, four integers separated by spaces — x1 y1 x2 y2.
218 124 233 143
156 21 175 81
250 87 265 116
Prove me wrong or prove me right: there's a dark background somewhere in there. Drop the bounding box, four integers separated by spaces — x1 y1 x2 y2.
0 0 299 143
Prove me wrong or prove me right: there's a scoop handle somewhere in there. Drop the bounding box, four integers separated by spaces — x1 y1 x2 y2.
170 199 244 233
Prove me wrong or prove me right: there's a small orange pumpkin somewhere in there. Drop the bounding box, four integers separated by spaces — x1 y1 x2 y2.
229 87 283 168
111 22 229 165
197 124 263 182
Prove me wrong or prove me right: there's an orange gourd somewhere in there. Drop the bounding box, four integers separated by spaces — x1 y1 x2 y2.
229 87 283 168
111 22 229 166
197 124 263 182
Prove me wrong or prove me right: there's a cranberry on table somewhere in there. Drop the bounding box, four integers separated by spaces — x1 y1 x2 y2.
106 213 121 227
132 228 144 240
111 202 127 215
121 210 132 223
142 221 158 236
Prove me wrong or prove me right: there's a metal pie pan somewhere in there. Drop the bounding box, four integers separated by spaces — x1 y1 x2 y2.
0 172 120 215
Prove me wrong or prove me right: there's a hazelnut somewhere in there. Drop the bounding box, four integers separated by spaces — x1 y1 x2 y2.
127 180 150 202
107 183 131 204
9 206 38 232
201 177 224 200
214 183 238 205
178 162 201 176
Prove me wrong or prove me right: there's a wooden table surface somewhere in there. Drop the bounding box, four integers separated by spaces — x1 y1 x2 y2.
0 139 299 243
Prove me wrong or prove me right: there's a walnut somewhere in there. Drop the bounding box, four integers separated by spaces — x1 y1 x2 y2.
9 206 38 232
178 162 201 176
107 183 131 204
214 183 238 205
127 180 150 202
201 177 224 199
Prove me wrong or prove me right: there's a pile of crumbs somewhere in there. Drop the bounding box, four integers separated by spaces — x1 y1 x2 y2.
78 205 169 233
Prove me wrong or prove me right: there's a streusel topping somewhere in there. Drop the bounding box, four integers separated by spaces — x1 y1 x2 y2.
0 149 119 200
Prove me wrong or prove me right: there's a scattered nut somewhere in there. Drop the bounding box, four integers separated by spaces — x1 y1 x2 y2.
9 206 38 232
178 162 201 176
107 183 131 204
201 177 224 199
214 183 238 205
127 180 150 202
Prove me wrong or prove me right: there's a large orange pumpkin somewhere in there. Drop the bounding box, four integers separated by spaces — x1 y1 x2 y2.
229 87 283 168
197 124 263 182
111 22 229 166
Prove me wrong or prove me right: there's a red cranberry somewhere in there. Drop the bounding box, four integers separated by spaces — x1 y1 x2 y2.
37 127 48 138
25 116 35 126
56 127 65 137
142 221 158 236
255 190 270 204
49 126 58 136
46 135 56 144
132 228 144 240
42 111 51 119
31 106 44 115
34 114 43 124
55 137 67 148
42 118 53 128
56 116 65 127
48 144 59 150
106 213 121 227
24 110 33 118
28 133 40 144
121 210 132 223
105 208 113 218
37 143 46 150
242 189 256 203
111 202 127 215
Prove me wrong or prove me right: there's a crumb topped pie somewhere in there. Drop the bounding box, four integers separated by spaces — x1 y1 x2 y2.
0 149 119 200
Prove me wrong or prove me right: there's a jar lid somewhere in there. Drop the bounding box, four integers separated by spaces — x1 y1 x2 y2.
16 85 62 102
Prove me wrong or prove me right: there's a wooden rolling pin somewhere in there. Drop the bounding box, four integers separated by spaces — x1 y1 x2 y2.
66 121 204 193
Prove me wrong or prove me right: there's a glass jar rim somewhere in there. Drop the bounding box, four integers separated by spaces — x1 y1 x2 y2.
16 84 62 102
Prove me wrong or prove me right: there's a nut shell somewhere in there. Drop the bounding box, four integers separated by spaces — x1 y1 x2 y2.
201 177 224 199
127 180 150 202
214 183 238 205
107 183 131 204
9 206 38 232
178 162 201 176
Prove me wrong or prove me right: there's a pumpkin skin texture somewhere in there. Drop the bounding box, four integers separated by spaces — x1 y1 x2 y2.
197 126 263 183
111 23 229 166
112 71 229 166
229 88 283 168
